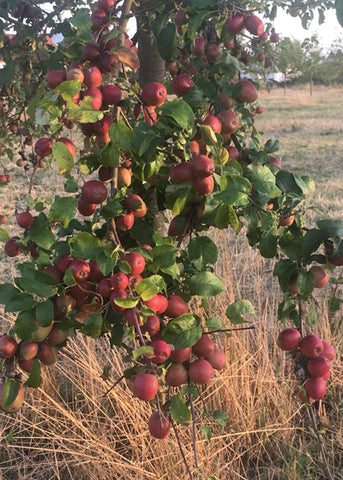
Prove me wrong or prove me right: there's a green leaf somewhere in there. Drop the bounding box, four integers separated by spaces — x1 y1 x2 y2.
165 395 190 426
277 297 299 325
68 9 92 30
70 232 103 259
99 142 120 167
0 228 9 242
215 204 240 231
5 293 36 313
162 314 202 348
226 300 255 324
186 272 224 297
273 259 298 292
188 236 218 270
0 283 20 304
15 271 58 299
112 297 139 308
28 213 55 250
132 345 153 361
15 309 37 341
109 120 135 151
95 250 118 276
135 275 166 301
26 359 42 388
328 296 342 312
1 379 19 408
151 244 178 271
200 425 212 441
250 165 281 197
297 271 314 300
0 59 15 85
52 142 74 175
81 312 103 338
160 99 195 130
317 219 343 237
205 317 225 330
302 229 328 256
264 138 280 154
213 409 228 426
35 299 54 327
258 235 277 258
49 196 77 227
165 187 191 215
156 23 177 61
55 80 81 101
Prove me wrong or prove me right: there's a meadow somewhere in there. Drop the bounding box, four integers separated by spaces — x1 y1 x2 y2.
0 86 342 480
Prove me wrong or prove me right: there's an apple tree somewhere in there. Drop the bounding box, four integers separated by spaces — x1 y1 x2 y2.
0 0 342 477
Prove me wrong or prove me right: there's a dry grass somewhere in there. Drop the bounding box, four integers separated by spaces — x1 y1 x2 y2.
0 87 342 480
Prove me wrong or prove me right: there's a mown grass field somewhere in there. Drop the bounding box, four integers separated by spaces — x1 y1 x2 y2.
0 86 342 480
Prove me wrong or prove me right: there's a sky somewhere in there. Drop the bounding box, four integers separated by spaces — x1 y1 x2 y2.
273 8 343 51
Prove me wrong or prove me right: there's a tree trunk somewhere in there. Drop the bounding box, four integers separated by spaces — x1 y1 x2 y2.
136 10 167 235
309 72 313 96
284 72 287 95
136 15 165 86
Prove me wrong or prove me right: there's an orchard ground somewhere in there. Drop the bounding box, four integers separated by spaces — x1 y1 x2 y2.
0 86 342 479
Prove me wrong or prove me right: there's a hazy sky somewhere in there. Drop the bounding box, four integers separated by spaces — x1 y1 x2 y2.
273 8 342 51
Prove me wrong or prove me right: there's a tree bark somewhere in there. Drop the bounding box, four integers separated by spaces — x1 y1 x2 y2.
136 14 165 86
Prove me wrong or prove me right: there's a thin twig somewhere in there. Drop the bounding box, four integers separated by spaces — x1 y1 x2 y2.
189 393 200 474
102 375 125 397
307 403 334 480
204 325 255 335
170 417 194 480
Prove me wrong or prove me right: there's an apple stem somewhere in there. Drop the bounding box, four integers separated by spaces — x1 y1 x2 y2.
307 403 334 480
297 299 305 337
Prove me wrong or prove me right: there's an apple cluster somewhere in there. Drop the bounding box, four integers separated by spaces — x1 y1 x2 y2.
277 328 335 402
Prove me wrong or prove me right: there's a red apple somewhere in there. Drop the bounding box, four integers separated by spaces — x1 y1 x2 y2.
207 348 226 370
235 80 258 104
192 335 215 358
110 272 129 290
0 335 18 359
189 358 213 384
300 334 323 358
46 70 66 89
142 82 167 107
307 356 331 377
97 278 113 297
278 215 294 227
269 156 281 168
148 411 171 439
70 259 91 282
98 0 115 10
309 265 329 288
142 315 160 336
91 9 108 28
205 42 221 61
37 342 58 365
171 73 193 97
321 341 335 360
83 66 102 89
16 211 34 228
82 180 108 204
226 14 244 34
150 340 171 363
244 15 265 36
123 252 145 275
133 373 158 401
83 43 101 61
193 155 215 178
171 162 194 183
193 175 214 196
110 289 128 313
5 236 21 257
190 37 207 57
165 363 188 387
66 68 84 83
101 84 122 105
304 376 326 399
35 138 52 157
201 114 222 134
217 110 240 134
226 145 240 160
277 328 302 351
270 32 280 43
83 88 103 110
170 346 191 362
78 197 97 216
56 253 74 273
123 194 147 217
165 294 188 317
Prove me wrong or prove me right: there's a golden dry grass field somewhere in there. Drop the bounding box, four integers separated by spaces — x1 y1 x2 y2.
0 86 342 480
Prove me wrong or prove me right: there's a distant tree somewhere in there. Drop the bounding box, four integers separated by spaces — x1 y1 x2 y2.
300 35 323 95
315 37 343 85
275 37 303 94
